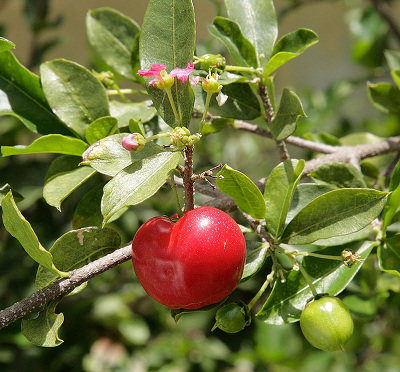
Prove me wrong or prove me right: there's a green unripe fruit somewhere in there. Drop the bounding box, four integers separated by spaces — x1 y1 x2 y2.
300 296 354 352
200 54 226 72
212 302 251 333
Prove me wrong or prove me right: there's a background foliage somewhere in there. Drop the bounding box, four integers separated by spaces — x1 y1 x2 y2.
1 0 400 371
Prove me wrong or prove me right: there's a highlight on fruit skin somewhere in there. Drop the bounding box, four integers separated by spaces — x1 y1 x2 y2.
299 295 354 352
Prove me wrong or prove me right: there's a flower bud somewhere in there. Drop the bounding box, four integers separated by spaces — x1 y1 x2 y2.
122 133 146 152
170 127 192 149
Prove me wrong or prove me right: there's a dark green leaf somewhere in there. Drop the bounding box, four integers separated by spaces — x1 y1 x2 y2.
0 184 24 204
86 116 118 144
1 134 88 157
101 151 182 225
72 183 106 229
40 59 110 139
264 28 318 76
309 162 367 189
36 227 121 289
86 7 140 80
0 37 15 53
1 192 68 277
43 156 96 211
241 241 269 283
257 241 374 324
264 159 305 239
208 17 257 67
216 164 266 220
367 82 400 115
378 236 400 277
281 188 389 245
22 301 64 347
225 0 278 66
139 0 196 127
383 161 400 233
0 51 72 135
270 88 306 141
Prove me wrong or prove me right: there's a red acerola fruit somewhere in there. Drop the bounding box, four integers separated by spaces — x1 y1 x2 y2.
131 206 246 309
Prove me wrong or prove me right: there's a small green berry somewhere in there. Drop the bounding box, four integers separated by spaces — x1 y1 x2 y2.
212 302 251 333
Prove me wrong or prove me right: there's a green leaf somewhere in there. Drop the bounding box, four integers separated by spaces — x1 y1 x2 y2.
216 164 266 220
257 241 374 324
0 51 72 135
109 100 157 129
22 301 64 347
309 162 367 189
270 88 306 141
225 0 278 66
383 161 400 233
1 192 68 277
264 159 305 239
82 134 166 177
36 227 121 289
101 151 182 225
194 82 261 120
281 188 389 245
43 156 96 211
241 241 269 283
86 7 140 80
86 116 118 144
139 0 196 127
1 134 88 157
378 236 400 277
367 82 400 115
40 59 110 139
72 183 106 229
385 50 400 88
0 184 24 204
0 37 15 53
208 17 257 67
264 28 319 76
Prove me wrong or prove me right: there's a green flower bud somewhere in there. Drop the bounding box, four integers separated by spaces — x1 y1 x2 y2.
170 127 192 149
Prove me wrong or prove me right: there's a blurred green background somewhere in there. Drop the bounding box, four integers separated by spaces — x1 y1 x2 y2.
1 0 400 371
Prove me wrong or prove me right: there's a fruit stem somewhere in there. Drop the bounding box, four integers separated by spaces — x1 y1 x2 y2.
170 173 183 218
182 145 195 211
248 270 275 311
299 264 319 297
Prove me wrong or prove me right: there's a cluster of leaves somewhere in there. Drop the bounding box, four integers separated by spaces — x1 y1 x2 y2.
1 0 400 364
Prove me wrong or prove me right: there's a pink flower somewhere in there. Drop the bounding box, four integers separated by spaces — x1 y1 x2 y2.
170 61 194 83
122 133 146 152
138 64 167 87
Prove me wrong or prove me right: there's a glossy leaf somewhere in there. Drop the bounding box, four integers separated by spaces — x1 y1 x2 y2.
225 0 278 66
40 59 110 139
139 0 196 127
1 192 68 277
208 17 257 67
81 134 166 177
1 134 88 157
21 301 64 347
378 236 400 277
195 82 261 120
72 183 106 229
367 82 400 115
0 184 24 204
216 164 266 220
0 37 15 53
86 7 140 80
86 116 118 144
43 156 96 211
264 159 305 239
257 241 374 324
270 88 306 141
309 162 367 189
109 100 157 129
383 160 400 233
36 227 121 289
101 151 182 225
0 51 71 135
264 28 318 76
281 188 389 245
241 241 269 283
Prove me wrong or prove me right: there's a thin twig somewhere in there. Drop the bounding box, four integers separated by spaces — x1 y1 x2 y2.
183 145 195 211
